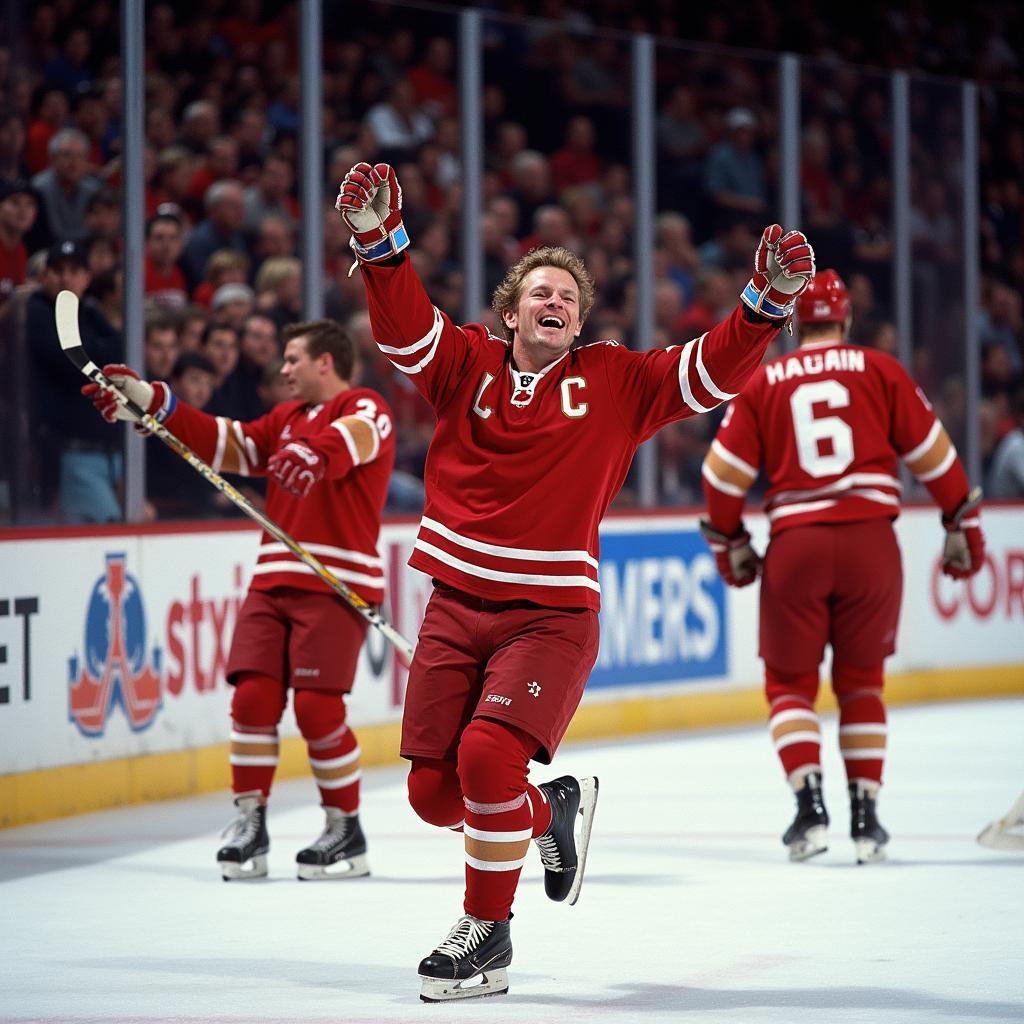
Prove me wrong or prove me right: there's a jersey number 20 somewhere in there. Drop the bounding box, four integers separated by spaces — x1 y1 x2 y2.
789 380 854 478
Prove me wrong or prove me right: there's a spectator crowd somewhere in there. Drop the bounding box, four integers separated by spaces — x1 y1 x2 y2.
0 0 1022 523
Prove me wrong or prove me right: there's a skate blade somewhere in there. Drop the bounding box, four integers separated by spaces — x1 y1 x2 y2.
296 853 371 880
787 826 828 862
854 838 888 864
567 776 599 906
419 966 508 1002
219 853 268 881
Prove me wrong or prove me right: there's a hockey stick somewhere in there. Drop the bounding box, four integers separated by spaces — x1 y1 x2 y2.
976 790 1024 852
55 289 416 666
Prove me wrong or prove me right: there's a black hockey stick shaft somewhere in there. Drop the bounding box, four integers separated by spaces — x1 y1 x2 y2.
55 290 415 665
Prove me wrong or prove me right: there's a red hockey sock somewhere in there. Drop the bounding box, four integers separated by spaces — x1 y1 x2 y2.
765 665 822 783
458 718 545 922
229 672 287 800
294 689 361 813
833 662 887 786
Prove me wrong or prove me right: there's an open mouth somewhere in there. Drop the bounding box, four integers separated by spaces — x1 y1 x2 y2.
539 315 565 330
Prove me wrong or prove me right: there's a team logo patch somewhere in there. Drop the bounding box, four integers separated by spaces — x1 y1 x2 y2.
68 553 163 736
527 680 541 697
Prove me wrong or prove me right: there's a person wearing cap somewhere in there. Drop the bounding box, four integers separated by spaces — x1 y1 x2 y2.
24 239 123 521
700 269 986 866
0 179 39 307
210 281 255 330
704 106 767 228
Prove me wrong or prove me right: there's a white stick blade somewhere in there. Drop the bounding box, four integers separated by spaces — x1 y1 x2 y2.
55 289 83 351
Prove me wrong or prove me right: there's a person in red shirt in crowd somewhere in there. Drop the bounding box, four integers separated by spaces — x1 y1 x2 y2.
0 180 39 307
549 115 603 193
25 86 69 175
143 210 188 311
700 270 987 866
82 319 395 883
333 159 815 1002
406 37 458 121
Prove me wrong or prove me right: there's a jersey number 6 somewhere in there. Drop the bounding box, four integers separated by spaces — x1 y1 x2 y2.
789 380 854 478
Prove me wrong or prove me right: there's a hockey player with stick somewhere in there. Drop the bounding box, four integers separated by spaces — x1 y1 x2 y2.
336 160 815 1001
82 319 394 881
700 269 986 864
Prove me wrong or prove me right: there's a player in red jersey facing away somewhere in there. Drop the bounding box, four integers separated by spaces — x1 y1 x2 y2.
82 320 395 881
336 160 815 1002
700 269 986 865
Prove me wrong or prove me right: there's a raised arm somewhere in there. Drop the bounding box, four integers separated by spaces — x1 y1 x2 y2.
336 161 477 409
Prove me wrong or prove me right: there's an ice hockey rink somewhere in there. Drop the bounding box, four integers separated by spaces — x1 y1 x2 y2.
2 698 1022 1024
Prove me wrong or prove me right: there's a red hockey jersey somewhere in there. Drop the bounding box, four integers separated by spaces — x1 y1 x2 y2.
702 339 970 536
361 257 779 610
167 388 395 602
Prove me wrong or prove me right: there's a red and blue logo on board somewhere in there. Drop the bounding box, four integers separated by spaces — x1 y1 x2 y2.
68 553 163 736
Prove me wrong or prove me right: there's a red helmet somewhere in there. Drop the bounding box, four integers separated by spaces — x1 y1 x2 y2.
795 269 851 324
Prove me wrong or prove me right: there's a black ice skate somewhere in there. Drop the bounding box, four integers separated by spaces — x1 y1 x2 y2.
217 791 269 880
849 781 890 864
296 806 370 880
418 914 513 1002
534 774 599 905
782 772 829 862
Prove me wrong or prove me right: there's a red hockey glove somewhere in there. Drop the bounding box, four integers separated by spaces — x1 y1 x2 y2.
335 161 410 263
81 364 174 424
941 487 985 579
740 225 816 323
699 520 762 587
267 441 326 498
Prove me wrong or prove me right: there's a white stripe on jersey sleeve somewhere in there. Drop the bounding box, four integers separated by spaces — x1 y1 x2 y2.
701 461 749 498
378 308 443 374
901 420 941 463
915 445 957 482
420 516 599 568
710 438 758 479
694 334 738 402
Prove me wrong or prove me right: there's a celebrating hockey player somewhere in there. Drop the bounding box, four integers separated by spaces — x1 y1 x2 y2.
82 320 394 881
700 269 986 864
335 160 816 1001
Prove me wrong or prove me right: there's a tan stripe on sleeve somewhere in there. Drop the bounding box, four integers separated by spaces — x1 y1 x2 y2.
704 446 756 493
904 424 953 481
333 415 380 465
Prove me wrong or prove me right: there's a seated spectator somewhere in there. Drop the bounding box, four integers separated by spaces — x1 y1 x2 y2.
0 180 39 309
178 99 220 156
151 146 196 222
703 106 767 228
0 107 30 182
177 304 208 353
89 265 123 331
211 281 255 330
978 281 1023 375
239 311 281 375
988 384 1024 498
192 248 251 310
44 27 94 95
505 150 556 238
550 115 602 193
257 357 291 410
25 85 69 176
254 255 301 332
146 352 219 519
518 204 576 255
83 187 121 247
143 313 180 382
364 79 435 163
199 319 260 425
655 211 698 305
243 152 298 233
30 127 101 247
180 180 248 292
143 209 188 311
673 267 734 339
407 37 458 121
251 213 296 274
26 239 122 522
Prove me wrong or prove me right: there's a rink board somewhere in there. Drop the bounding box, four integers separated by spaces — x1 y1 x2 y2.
1 506 1022 826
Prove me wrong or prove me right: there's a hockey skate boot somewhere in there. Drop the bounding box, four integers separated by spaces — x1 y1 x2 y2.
296 806 370 880
217 791 269 880
418 914 513 1002
782 772 829 862
849 781 890 864
534 774 599 904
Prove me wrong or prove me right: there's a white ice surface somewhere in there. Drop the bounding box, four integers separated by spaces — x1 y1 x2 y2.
2 699 1022 1024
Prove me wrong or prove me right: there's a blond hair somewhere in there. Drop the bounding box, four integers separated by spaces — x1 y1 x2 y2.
491 246 595 342
255 256 301 295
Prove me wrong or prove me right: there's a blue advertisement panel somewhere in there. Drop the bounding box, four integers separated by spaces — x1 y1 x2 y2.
590 527 727 688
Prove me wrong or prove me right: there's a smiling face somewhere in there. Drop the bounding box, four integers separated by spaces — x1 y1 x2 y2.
504 266 583 372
